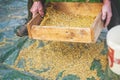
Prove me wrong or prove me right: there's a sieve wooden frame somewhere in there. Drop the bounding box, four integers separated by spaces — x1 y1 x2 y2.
27 2 104 43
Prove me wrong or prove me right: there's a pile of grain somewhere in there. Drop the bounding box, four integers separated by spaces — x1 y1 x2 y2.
13 41 107 80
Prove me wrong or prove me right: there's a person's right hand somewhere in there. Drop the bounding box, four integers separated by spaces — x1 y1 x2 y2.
30 1 44 18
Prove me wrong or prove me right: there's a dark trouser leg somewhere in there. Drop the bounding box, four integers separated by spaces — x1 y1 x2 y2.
107 0 120 30
28 0 33 21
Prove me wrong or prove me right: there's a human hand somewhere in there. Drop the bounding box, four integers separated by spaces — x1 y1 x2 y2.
30 1 44 18
102 0 112 27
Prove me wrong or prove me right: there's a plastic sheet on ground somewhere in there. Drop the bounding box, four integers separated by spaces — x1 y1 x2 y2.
0 0 120 80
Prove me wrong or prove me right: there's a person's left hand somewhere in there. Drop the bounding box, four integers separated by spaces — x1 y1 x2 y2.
102 1 112 27
30 1 44 18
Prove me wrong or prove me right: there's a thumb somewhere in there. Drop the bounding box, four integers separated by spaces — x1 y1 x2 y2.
30 8 37 18
32 12 37 18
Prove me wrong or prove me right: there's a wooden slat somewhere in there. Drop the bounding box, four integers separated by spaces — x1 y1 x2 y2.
27 14 43 38
91 13 104 42
31 26 92 43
